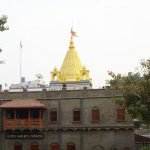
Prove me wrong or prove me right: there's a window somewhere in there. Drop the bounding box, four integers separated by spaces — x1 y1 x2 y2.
30 144 39 150
73 108 80 122
14 144 22 150
117 108 125 122
50 109 57 122
51 143 59 150
92 108 100 122
16 109 28 119
30 109 39 119
67 143 75 150
7 110 14 119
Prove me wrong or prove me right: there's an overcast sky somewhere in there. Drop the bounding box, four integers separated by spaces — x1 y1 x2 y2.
0 0 150 89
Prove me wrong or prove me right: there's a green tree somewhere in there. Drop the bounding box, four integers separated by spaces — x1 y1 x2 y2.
140 146 150 150
0 15 8 63
107 59 150 127
0 15 8 32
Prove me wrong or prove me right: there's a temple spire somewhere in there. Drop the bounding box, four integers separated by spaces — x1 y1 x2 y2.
51 29 91 83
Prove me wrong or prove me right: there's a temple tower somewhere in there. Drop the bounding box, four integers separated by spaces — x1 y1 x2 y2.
50 29 92 90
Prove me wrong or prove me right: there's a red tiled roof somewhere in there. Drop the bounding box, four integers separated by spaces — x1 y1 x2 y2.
0 99 46 108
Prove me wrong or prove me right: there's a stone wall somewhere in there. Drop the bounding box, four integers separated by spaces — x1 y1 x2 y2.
0 130 135 150
0 89 135 150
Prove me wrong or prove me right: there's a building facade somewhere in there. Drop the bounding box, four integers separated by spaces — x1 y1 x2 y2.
0 30 135 150
0 89 134 150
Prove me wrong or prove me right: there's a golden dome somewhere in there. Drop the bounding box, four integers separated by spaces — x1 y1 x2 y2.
60 38 82 82
51 29 91 83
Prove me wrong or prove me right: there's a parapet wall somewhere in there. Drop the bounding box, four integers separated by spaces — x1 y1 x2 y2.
0 89 122 100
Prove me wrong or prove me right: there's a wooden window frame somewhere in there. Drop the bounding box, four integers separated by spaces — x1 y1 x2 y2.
51 143 59 150
116 108 125 122
73 108 80 122
91 107 100 123
30 144 39 150
14 143 22 150
67 143 75 150
50 109 57 123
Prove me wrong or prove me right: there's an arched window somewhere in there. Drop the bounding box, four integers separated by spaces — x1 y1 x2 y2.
14 143 22 150
50 108 57 122
30 143 39 150
91 107 100 122
67 143 75 150
73 108 80 122
116 108 125 122
51 143 59 150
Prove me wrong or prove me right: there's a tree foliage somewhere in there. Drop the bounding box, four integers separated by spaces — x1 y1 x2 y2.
107 59 150 127
0 15 9 32
0 15 8 61
106 71 122 89
140 146 150 150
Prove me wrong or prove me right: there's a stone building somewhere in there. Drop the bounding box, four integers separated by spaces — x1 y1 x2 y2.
0 30 135 150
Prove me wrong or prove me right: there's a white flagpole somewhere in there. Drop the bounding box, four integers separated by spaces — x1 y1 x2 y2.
20 41 22 83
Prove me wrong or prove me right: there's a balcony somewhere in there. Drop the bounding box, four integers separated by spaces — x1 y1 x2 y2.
0 99 46 130
4 118 43 129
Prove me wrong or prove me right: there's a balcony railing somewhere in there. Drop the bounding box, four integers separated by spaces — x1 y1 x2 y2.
4 119 42 129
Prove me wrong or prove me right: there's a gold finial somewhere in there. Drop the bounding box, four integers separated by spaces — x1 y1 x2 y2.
50 29 91 83
69 28 77 50
71 28 77 40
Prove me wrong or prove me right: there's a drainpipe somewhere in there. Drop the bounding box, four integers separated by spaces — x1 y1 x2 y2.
80 98 83 150
58 99 62 149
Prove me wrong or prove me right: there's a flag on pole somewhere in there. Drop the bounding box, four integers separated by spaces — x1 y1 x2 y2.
20 41 23 48
71 28 78 37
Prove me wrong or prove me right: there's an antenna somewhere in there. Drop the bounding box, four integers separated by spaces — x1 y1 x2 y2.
36 73 43 80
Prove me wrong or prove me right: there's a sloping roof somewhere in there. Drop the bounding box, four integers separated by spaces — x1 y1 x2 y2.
0 99 46 109
135 134 150 144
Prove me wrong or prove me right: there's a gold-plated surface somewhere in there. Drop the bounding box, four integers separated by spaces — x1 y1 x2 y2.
60 38 82 82
51 30 91 82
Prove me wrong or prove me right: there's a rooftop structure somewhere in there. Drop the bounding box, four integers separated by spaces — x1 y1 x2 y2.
0 29 135 150
50 29 92 90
